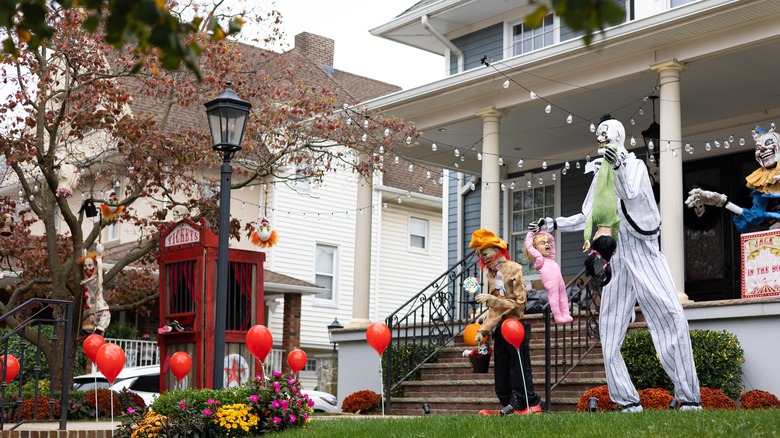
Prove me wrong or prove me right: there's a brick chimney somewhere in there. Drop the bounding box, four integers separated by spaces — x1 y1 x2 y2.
294 32 334 67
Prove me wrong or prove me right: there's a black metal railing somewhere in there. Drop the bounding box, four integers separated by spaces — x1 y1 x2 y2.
543 268 603 410
384 253 481 413
0 299 73 431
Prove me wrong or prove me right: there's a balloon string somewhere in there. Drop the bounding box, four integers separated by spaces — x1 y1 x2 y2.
110 388 115 430
515 349 530 411
379 360 385 417
93 372 98 422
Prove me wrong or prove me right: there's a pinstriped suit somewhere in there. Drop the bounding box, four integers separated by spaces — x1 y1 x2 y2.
549 153 701 407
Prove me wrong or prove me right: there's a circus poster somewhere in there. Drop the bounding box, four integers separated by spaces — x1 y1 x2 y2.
741 229 780 299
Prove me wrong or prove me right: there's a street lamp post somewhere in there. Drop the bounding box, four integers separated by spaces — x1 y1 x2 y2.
327 318 343 353
205 82 251 390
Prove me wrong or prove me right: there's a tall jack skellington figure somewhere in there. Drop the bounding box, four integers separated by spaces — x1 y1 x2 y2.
686 123 780 231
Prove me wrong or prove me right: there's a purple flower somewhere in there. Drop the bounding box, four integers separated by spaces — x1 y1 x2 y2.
288 377 296 384
304 414 310 420
127 407 135 414
273 416 282 424
273 371 282 377
272 400 280 408
203 409 211 416
307 399 315 407
71 404 77 409
289 414 296 422
273 382 281 393
281 400 289 410
142 334 150 339
250 394 259 403
207 399 216 405
256 375 262 381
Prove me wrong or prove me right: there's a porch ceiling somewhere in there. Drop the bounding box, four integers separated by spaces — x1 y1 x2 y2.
368 0 780 177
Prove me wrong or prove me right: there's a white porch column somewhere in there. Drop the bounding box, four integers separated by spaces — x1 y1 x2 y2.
651 59 691 303
475 107 506 233
347 155 373 328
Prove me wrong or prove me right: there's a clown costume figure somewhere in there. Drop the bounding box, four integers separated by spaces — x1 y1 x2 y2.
686 123 780 231
530 117 702 412
524 230 573 324
470 229 542 416
78 252 110 336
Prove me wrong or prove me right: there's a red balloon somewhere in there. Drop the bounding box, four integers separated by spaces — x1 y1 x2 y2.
95 343 125 384
0 354 20 383
366 322 391 356
246 325 273 363
501 319 525 350
287 349 307 374
82 334 106 363
170 352 192 381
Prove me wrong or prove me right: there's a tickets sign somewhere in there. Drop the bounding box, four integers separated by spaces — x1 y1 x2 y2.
740 228 780 299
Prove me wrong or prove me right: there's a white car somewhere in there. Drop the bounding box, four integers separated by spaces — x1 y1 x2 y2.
73 366 340 413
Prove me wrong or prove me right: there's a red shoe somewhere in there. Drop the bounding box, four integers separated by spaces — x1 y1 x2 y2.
513 404 543 415
478 409 500 416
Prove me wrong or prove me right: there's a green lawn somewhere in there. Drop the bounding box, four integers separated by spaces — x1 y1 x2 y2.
278 410 780 438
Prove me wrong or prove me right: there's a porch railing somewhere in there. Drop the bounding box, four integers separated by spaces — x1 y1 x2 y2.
103 338 160 369
384 253 481 413
0 299 74 431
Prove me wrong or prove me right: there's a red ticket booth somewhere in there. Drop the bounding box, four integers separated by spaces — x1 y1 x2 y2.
157 218 265 391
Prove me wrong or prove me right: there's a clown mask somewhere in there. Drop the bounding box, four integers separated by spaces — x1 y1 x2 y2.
83 257 96 278
753 126 780 169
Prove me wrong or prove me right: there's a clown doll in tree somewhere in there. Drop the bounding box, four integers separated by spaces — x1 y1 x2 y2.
686 123 780 231
78 250 110 336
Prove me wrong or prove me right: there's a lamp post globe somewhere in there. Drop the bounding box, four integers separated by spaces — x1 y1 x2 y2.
205 82 251 389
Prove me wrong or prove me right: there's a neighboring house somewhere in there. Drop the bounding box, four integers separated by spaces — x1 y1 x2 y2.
366 0 780 302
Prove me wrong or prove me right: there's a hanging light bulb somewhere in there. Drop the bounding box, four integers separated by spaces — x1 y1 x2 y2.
538 177 543 185
529 91 537 99
518 159 524 168
630 119 635 126
397 197 402 204
685 143 693 154
454 163 459 168
394 156 400 164
418 185 424 192
649 154 656 163
426 170 431 179
454 149 460 157
672 149 678 157
590 122 596 132
714 140 721 148
379 145 384 154
724 141 730 149
408 164 414 172
576 161 581 169
498 157 504 166
503 79 510 89
406 136 412 145
432 143 438 151
363 118 369 128
564 162 570 169
586 154 591 162
648 140 655 150
566 114 573 124
527 179 532 188
470 181 476 191
477 153 483 161
739 137 745 146
384 128 390 137
361 133 368 142
346 117 352 125
439 176 444 184
542 161 548 170
562 168 567 175
729 134 734 142
552 173 557 181
545 104 552 114
510 182 516 190
460 155 465 162
705 142 712 151
501 183 506 191
639 108 644 116
630 136 636 147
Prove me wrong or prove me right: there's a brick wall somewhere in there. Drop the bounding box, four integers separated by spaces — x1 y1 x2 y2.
294 32 334 67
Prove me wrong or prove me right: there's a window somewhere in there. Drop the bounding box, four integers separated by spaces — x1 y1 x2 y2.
314 244 338 302
512 14 555 56
304 358 317 372
510 180 556 277
107 222 119 241
409 216 429 251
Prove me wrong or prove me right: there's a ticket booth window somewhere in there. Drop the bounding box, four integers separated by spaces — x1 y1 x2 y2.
226 261 254 331
167 260 196 315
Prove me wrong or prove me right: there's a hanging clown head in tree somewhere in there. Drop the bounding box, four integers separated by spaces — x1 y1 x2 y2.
250 216 278 248
100 188 124 222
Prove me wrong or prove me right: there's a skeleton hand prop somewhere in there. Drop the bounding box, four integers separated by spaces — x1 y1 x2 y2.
529 218 547 232
685 188 727 208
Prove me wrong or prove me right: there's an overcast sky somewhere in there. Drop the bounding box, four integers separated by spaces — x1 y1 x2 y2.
271 0 444 90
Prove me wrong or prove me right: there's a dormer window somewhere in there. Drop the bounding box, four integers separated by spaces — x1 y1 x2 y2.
511 14 554 56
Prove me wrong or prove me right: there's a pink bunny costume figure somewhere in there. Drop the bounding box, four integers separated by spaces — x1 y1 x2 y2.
524 230 573 324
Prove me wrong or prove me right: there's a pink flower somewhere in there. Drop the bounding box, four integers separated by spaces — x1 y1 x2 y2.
307 399 315 407
179 402 186 409
281 400 289 410
273 416 282 424
272 400 280 408
203 409 211 416
289 414 296 422
207 399 217 405
127 407 135 414
288 377 296 384
273 371 282 377
273 382 281 393
142 334 150 339
250 394 259 403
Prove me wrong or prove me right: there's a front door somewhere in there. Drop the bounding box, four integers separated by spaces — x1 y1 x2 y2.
682 150 756 301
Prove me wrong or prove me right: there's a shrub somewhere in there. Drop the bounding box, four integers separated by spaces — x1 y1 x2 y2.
116 387 147 412
739 389 780 409
16 395 60 420
700 387 737 410
575 385 617 412
81 388 123 417
381 343 439 397
342 389 382 414
621 329 744 398
638 388 674 409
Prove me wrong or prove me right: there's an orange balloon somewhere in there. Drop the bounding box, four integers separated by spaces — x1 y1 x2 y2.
463 323 483 346
95 343 125 384
170 352 192 381
246 325 273 363
287 349 307 374
0 354 20 383
501 319 525 350
82 334 106 363
366 322 391 356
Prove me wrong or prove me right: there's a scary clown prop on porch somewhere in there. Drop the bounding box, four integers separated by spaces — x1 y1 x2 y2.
529 117 702 412
78 251 110 336
686 123 780 231
524 230 572 324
